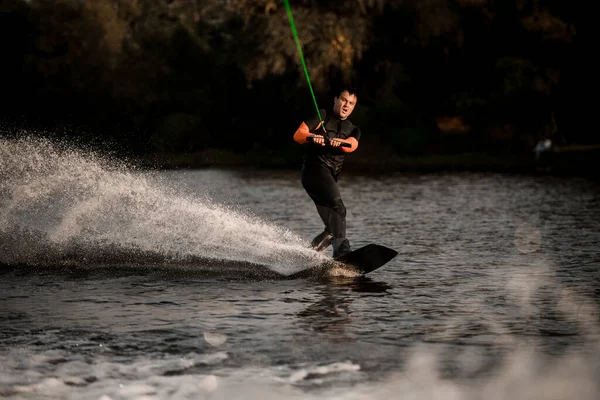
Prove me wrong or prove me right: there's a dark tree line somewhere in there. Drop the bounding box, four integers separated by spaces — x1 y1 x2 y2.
0 0 582 164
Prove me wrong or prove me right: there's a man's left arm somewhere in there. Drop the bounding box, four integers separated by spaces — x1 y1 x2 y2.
331 127 360 153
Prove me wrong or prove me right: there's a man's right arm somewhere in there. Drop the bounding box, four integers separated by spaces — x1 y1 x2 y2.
293 122 328 146
293 110 327 145
293 122 313 144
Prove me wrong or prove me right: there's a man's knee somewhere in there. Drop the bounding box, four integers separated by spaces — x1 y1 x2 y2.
331 198 346 217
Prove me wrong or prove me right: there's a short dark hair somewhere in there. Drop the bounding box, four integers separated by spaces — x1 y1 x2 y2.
335 87 358 100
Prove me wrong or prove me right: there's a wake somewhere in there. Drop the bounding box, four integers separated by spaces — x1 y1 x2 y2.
0 135 326 277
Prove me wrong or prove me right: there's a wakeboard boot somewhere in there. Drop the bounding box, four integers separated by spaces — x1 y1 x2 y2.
332 238 352 259
310 230 333 251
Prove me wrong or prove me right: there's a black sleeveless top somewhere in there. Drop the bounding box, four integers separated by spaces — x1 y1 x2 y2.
302 108 361 176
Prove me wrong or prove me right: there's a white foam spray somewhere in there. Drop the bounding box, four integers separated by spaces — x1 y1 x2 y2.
0 136 325 275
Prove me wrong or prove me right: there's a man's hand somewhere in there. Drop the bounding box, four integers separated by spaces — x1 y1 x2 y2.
330 138 345 147
310 135 327 146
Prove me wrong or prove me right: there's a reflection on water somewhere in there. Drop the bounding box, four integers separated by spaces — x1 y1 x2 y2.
297 278 393 342
335 276 393 294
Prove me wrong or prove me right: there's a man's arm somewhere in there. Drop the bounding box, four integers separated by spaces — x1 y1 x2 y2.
331 127 360 153
293 122 312 144
293 121 327 143
331 137 358 152
293 110 327 145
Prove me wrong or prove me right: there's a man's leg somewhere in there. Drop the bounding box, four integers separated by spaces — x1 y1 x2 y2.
327 197 351 258
310 225 333 251
301 166 350 256
302 167 334 250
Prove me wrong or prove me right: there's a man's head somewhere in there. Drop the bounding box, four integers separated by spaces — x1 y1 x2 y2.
333 87 358 120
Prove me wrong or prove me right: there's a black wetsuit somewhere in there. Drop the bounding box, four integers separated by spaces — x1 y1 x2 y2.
300 108 361 255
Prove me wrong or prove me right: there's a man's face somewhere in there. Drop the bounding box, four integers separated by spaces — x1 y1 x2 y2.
333 91 357 120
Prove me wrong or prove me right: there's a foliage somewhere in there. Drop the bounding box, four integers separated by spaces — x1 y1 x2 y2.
0 0 583 160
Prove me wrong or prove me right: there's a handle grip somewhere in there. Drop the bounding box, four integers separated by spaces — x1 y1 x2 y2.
306 135 351 148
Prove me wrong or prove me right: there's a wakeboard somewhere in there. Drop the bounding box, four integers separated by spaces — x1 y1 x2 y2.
288 243 398 279
333 243 398 274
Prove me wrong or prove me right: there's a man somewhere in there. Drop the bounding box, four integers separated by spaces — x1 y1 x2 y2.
293 87 360 258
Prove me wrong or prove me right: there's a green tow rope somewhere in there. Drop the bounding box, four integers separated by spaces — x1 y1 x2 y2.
283 0 324 126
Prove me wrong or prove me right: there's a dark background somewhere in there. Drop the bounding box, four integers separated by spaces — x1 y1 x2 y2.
0 0 588 173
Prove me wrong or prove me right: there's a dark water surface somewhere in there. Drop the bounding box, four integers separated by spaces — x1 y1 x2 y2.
1 138 599 399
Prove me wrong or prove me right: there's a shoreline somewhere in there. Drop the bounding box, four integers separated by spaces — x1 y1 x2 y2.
138 146 600 177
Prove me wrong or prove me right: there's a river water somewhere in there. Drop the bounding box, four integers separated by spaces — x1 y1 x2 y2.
1 137 599 399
